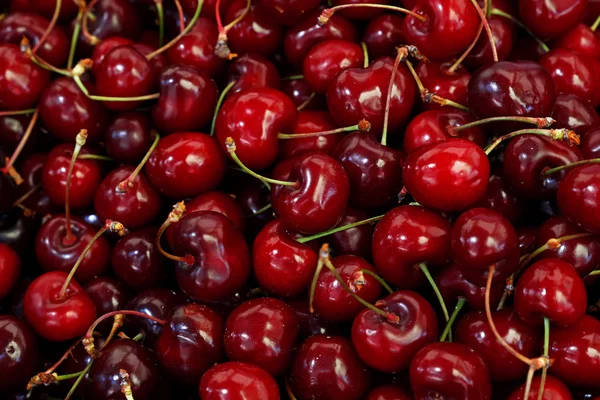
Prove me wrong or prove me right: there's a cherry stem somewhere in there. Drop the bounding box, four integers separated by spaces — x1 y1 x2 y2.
154 0 164 47
278 119 371 139
244 202 272 218
589 269 600 276
225 137 299 188
72 66 161 102
448 116 555 135
592 15 600 31
1 107 39 185
58 219 128 300
211 80 236 136
26 47 72 76
68 1 87 70
32 0 61 54
308 256 325 313
297 215 384 244
484 128 579 156
318 4 427 25
64 129 88 245
173 0 185 32
381 47 407 146
281 75 304 81
12 184 41 211
155 201 196 265
490 8 550 53
78 154 113 161
99 314 124 353
361 41 369 68
440 297 466 342
64 360 94 400
418 263 451 331
447 0 489 74
519 232 592 270
214 0 249 59
27 338 83 389
543 158 600 176
536 317 551 400
116 131 159 193
82 0 101 45
297 92 316 111
285 377 299 400
0 108 36 117
117 369 135 400
361 269 393 294
468 0 498 62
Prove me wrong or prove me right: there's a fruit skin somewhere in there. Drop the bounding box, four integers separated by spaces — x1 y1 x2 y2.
518 0 587 40
0 243 20 300
199 361 280 400
0 315 38 394
558 164 600 234
507 375 573 400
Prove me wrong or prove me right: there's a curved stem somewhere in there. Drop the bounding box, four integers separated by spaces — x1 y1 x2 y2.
361 269 393 294
308 257 325 313
81 0 100 45
27 338 83 389
64 361 94 400
64 130 88 245
543 158 600 176
536 317 551 400
12 184 41 210
490 8 550 53
448 116 554 135
0 109 37 117
278 120 370 139
155 201 195 265
155 0 164 47
523 364 536 400
211 80 236 136
1 108 39 184
73 73 160 102
419 263 450 331
592 15 600 32
484 128 578 156
440 297 466 342
78 154 113 161
116 132 159 192
318 4 427 25
519 232 593 270
297 215 384 244
32 0 61 54
98 314 123 353
381 48 405 146
297 92 316 111
68 2 86 70
244 202 272 218
447 0 489 74
468 0 498 62
361 41 369 68
173 0 185 32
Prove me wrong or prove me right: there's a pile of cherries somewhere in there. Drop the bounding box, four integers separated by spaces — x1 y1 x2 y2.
1 0 600 398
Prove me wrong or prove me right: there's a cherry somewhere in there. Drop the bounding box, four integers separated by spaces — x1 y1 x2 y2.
409 342 492 399
178 0 232 20
372 205 451 289
403 138 490 211
0 43 50 110
363 14 406 60
330 0 390 20
227 53 280 95
514 258 587 326
476 174 526 224
552 93 600 136
279 111 345 159
105 112 154 164
558 164 600 234
156 303 224 385
352 290 438 373
549 315 600 388
287 297 348 340
289 335 371 400
284 9 358 67
91 36 134 75
23 271 97 342
0 113 47 158
436 263 504 311
255 0 321 25
518 0 587 40
518 225 539 255
90 339 159 400
464 16 515 69
0 243 20 300
152 64 218 133
224 297 299 376
456 309 540 382
325 207 374 259
509 36 549 62
581 127 600 159
0 213 36 255
184 191 245 232
555 23 600 60
199 361 280 400
414 60 471 110
252 219 318 298
84 276 130 317
94 166 162 230
366 385 413 400
0 315 38 393
508 375 573 400
29 0 78 21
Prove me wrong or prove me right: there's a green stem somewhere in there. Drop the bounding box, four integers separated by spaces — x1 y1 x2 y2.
278 121 369 139
55 371 85 381
73 75 160 102
490 8 550 52
0 108 37 117
381 48 404 146
419 263 451 337
536 317 551 400
543 158 600 176
440 297 466 342
591 15 600 31
320 4 427 24
116 132 160 192
67 5 85 70
484 129 575 156
308 258 324 313
281 74 304 81
449 116 554 134
361 269 393 294
64 130 88 245
78 154 113 161
211 80 236 136
468 0 498 62
297 92 316 111
361 41 369 68
297 215 384 244
155 0 164 47
588 269 600 276
64 361 94 400
245 203 272 217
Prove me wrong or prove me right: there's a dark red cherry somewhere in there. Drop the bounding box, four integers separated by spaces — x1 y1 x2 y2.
232 178 273 239
94 166 162 230
17 153 56 216
581 127 600 159
105 112 154 164
0 43 50 110
279 111 345 159
91 36 134 74
227 53 280 95
84 276 130 316
503 134 582 199
91 339 158 400
403 138 490 211
156 303 224 385
0 113 47 157
199 361 280 400
169 211 250 302
552 93 600 135
255 0 321 25
152 64 218 133
451 208 520 287
23 271 97 342
216 88 297 170
352 290 438 373
464 16 515 69
178 0 233 20
287 297 348 340
328 57 416 137
224 297 299 375
29 0 78 21
549 315 600 388
415 60 471 110
0 243 20 300
476 175 526 224
508 375 573 400
313 255 382 322
456 309 540 382
436 263 504 311
252 219 318 298
290 335 371 400
284 9 358 66
518 225 539 255
325 207 374 259
0 213 36 255
0 315 38 393
558 164 600 234
555 24 600 60
183 191 245 233
281 76 326 111
331 0 390 20
363 14 406 60
36 215 110 282
372 205 451 289
403 109 486 155
515 258 586 326
467 61 556 120
509 36 548 62
518 0 587 40
410 342 492 399
403 0 480 60
366 385 413 400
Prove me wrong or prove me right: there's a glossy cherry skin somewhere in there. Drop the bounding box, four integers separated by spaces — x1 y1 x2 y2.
518 0 587 40
581 127 600 159
409 342 492 400
326 207 374 259
403 0 480 60
467 61 556 120
252 219 318 297
558 165 600 234
94 166 162 230
224 298 299 376
415 61 471 110
84 276 130 317
255 0 321 25
281 76 327 111
284 9 358 66
464 16 515 69
16 153 57 216
514 258 586 326
436 263 504 311
366 385 413 400
91 36 134 75
476 174 526 224
549 315 600 388
327 57 416 137
216 87 297 171
352 290 438 373
287 297 348 340
363 14 405 60
156 303 224 385
0 243 20 300
199 361 280 400
227 53 280 95
553 93 600 136
91 339 158 400
503 135 582 199
451 208 520 287
456 309 540 382
145 132 225 199
104 112 153 164
403 138 490 211
279 111 345 159
36 215 110 283
555 24 600 60
271 153 350 234
183 191 245 233
0 43 50 110
23 271 96 342
0 315 38 393
152 64 218 133
331 0 390 20
290 335 371 400
508 375 573 400
335 132 404 209
313 255 382 322
169 211 250 302
0 113 47 157
403 109 486 155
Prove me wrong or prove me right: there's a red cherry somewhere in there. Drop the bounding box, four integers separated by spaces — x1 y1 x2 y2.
580 127 600 159
91 36 134 74
552 93 600 136
29 0 78 20
279 111 345 159
331 0 390 20
255 0 321 25
558 164 600 234
518 0 587 40
554 23 600 60
287 297 348 340
366 385 413 400
325 207 374 259
199 361 280 400
436 263 504 311
227 53 280 95
415 60 470 110
464 16 515 69
362 14 406 60
84 276 130 316
475 174 526 224
104 112 154 164
0 315 38 393
508 375 573 400
185 191 245 232
0 243 20 300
